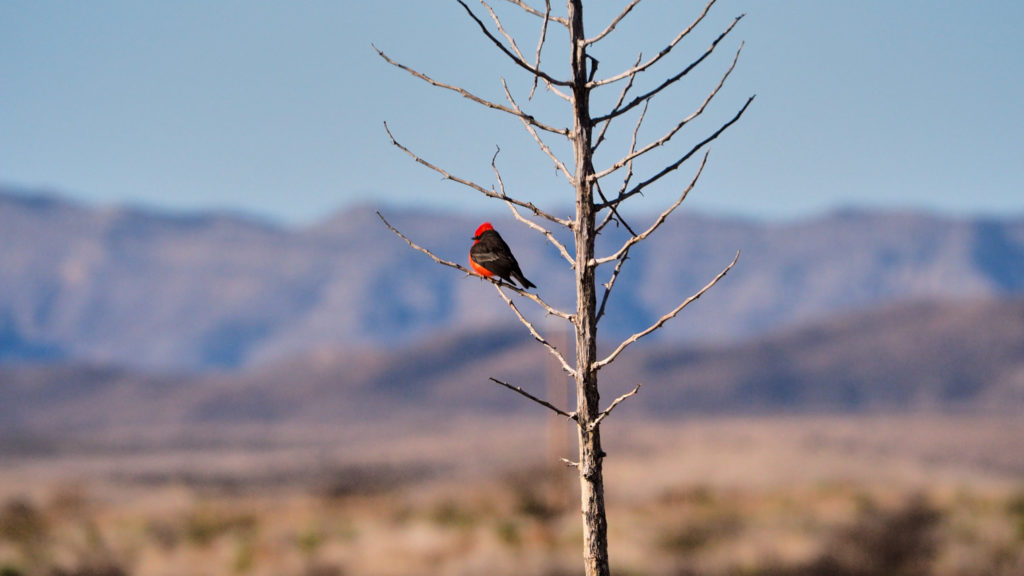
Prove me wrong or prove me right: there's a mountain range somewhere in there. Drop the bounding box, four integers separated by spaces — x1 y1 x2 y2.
2 187 1023 371
3 297 1022 438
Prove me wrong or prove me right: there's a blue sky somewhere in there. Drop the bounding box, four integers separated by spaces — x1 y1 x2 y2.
2 1 1022 225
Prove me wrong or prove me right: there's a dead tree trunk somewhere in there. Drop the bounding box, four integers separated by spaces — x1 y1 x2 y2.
566 3 610 573
375 3 752 575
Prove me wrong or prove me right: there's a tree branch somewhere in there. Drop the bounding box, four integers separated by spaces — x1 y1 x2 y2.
595 245 629 323
583 0 642 45
594 250 740 370
481 1 570 101
596 151 708 265
529 0 554 99
593 52 643 153
490 377 578 423
490 148 574 266
587 0 718 88
590 383 642 430
376 211 572 320
457 0 572 87
591 13 743 124
591 43 742 182
501 79 573 182
598 95 754 211
503 0 569 26
373 44 568 136
383 122 571 228
492 284 578 377
596 100 647 235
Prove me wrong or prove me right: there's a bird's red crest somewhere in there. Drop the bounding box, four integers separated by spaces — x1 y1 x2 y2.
474 222 494 237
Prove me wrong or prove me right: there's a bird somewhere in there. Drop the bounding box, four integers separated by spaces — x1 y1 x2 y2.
469 222 536 289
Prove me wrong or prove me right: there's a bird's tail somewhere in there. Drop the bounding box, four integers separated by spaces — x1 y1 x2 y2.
513 271 536 290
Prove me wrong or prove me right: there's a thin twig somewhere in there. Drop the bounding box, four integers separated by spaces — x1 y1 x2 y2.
376 211 572 320
492 284 578 377
561 458 580 468
529 0 553 99
596 100 647 234
490 148 574 266
592 13 743 124
599 95 754 211
595 245 628 323
593 52 643 153
383 122 571 228
457 0 571 87
596 152 708 265
591 43 742 182
588 0 717 88
501 79 573 182
481 1 569 101
503 0 569 26
594 250 740 370
584 0 642 45
374 44 568 136
490 377 578 423
590 383 642 430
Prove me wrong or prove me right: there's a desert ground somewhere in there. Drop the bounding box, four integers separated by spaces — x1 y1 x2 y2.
2 414 1023 576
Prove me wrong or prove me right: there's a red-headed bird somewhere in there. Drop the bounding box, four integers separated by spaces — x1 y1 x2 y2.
469 222 536 289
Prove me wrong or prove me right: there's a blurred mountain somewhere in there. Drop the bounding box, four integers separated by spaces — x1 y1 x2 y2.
2 187 1023 370
3 297 1022 436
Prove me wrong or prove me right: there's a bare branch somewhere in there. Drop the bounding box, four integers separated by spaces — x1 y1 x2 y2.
593 52 643 153
503 0 569 26
373 44 568 136
588 0 718 88
584 0 642 45
592 43 742 182
490 148 574 266
376 211 573 320
592 13 743 124
595 245 629 323
594 250 740 370
457 0 572 87
490 377 578 423
501 79 573 182
383 122 571 228
598 95 754 211
482 1 570 101
561 457 579 468
596 100 647 235
529 0 553 99
590 383 642 430
596 152 708 265
492 284 578 377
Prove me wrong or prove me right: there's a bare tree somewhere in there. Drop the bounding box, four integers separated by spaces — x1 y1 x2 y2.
375 2 752 574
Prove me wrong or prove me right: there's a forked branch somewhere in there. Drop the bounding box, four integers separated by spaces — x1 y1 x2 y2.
592 13 743 123
592 44 742 182
596 152 708 265
588 0 717 88
594 250 740 370
599 95 754 211
457 0 571 87
481 1 570 101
